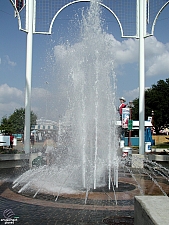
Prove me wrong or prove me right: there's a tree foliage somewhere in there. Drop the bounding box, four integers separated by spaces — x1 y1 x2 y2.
132 79 169 133
0 108 37 134
131 98 139 121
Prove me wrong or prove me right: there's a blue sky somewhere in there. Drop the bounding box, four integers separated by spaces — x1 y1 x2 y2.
0 0 169 121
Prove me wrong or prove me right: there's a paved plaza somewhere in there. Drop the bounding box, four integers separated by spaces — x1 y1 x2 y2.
0 168 134 225
1 141 169 224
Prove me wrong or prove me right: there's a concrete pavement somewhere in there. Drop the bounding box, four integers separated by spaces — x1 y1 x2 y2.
0 168 134 225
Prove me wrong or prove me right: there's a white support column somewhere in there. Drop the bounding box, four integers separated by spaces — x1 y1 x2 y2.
24 0 34 154
138 0 146 155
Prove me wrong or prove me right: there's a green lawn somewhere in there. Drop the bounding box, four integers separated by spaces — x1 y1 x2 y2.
154 142 169 149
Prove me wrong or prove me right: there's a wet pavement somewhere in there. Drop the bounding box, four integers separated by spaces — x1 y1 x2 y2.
1 142 169 224
0 168 134 225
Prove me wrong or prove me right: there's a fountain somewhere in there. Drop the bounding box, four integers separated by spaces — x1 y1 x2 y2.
11 0 169 223
13 0 119 196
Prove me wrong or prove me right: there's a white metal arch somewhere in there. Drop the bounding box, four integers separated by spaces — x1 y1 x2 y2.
151 1 169 36
49 0 90 34
9 0 22 30
48 0 123 36
99 3 124 37
10 0 169 38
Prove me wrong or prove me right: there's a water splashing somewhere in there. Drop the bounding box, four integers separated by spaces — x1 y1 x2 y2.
13 0 119 194
12 1 169 202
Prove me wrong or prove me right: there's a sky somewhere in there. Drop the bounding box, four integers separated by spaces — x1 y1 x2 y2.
0 0 169 121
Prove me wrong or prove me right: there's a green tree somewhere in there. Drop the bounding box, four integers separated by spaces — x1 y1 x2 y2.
132 79 169 134
0 108 37 134
0 116 12 134
146 79 169 133
131 98 139 121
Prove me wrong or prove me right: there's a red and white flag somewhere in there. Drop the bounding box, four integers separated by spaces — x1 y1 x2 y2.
15 0 24 12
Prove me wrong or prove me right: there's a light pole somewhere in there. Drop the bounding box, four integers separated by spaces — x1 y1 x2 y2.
45 81 49 119
24 0 34 154
151 110 154 126
151 110 154 135
128 101 133 147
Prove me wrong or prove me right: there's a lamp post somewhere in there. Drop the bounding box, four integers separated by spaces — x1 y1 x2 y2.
128 101 133 147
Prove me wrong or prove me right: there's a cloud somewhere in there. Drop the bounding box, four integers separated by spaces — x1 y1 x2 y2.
123 86 151 103
2 55 16 67
0 102 23 119
145 36 169 76
114 38 139 65
0 84 66 121
0 85 49 119
100 34 139 67
31 87 51 118
108 35 169 104
0 84 23 104
53 33 169 83
42 36 169 117
123 88 139 101
103 35 169 78
31 87 63 120
0 84 24 118
5 55 16 66
53 33 169 112
146 53 169 76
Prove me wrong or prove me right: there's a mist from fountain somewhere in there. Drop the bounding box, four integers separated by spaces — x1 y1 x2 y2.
13 0 119 195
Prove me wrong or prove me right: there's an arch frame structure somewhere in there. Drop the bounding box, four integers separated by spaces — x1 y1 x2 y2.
8 0 169 155
11 0 169 37
150 1 169 36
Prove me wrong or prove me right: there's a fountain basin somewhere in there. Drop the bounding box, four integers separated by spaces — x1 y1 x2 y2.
135 196 169 225
0 153 43 169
